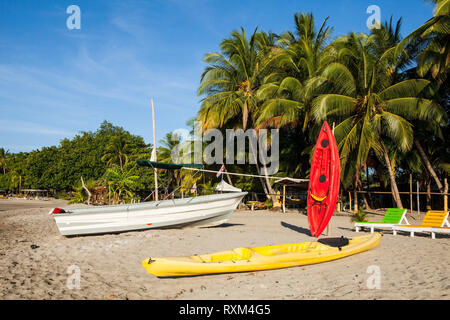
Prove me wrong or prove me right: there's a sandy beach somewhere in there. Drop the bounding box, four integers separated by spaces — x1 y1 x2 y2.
0 198 449 300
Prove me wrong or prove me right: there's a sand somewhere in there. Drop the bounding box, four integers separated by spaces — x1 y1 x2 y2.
0 198 449 300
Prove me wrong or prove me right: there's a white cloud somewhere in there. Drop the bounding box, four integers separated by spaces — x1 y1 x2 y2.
0 119 76 136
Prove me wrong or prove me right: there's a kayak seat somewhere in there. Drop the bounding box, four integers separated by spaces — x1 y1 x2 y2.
208 248 253 262
318 236 349 248
252 242 324 256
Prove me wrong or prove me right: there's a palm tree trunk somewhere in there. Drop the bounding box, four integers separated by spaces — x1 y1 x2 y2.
364 163 373 208
426 178 432 210
254 161 269 197
260 161 277 203
356 172 371 210
119 156 123 172
242 101 249 131
380 141 403 208
414 140 444 193
248 131 271 200
244 106 275 202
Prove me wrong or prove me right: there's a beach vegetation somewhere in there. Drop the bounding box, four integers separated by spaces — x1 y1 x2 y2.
0 0 448 208
351 208 369 222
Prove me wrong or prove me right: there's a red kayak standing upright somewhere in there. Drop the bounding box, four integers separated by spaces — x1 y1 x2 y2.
307 121 340 238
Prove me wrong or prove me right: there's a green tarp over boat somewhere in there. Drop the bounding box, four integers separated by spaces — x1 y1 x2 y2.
137 160 204 170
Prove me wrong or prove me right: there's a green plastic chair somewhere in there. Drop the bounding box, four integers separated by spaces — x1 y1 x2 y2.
354 208 408 233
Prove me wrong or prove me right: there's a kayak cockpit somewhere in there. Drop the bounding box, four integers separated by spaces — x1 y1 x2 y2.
192 247 253 263
251 242 330 256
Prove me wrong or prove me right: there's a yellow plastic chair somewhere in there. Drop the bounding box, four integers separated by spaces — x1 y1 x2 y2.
392 210 449 239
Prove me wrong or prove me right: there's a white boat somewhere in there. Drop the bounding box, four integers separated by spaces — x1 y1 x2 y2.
215 180 242 192
50 192 247 236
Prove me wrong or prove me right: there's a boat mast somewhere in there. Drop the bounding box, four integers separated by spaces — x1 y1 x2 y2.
151 98 158 201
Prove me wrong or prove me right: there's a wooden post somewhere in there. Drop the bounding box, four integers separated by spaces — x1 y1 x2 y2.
151 99 158 201
224 166 233 186
348 191 352 212
409 174 413 213
417 181 420 215
444 178 448 212
282 184 286 213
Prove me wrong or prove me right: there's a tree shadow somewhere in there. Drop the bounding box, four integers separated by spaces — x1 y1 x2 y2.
280 221 312 236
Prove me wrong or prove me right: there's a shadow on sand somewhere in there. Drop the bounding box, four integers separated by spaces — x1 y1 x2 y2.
202 223 244 229
280 221 312 236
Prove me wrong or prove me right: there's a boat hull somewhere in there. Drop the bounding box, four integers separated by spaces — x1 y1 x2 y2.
142 233 382 277
51 192 247 236
307 121 340 237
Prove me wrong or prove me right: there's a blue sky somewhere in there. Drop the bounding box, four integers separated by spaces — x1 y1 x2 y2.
0 0 435 153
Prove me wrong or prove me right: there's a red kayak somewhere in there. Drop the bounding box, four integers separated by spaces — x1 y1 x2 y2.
307 121 340 237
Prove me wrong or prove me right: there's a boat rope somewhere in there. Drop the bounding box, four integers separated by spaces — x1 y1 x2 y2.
141 162 309 204
180 167 309 181
143 163 203 205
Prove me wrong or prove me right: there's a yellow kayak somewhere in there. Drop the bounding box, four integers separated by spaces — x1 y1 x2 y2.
142 233 382 277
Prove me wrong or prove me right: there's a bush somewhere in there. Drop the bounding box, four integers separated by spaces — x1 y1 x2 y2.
351 208 369 222
67 186 88 204
55 190 71 200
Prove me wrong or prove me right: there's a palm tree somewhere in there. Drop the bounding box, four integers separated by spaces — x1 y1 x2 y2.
0 148 8 174
105 165 139 204
396 0 449 82
0 148 10 174
279 12 334 87
9 170 23 193
197 27 284 201
393 0 450 192
256 12 333 132
311 31 445 208
198 27 285 131
411 119 448 193
101 134 130 172
158 132 183 188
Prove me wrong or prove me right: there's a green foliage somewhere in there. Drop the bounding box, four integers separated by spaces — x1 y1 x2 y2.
1 5 449 209
55 190 70 200
0 121 154 200
351 208 369 222
68 185 88 204
199 180 216 195
105 165 140 204
196 8 448 208
0 148 8 175
101 132 131 171
265 198 273 209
